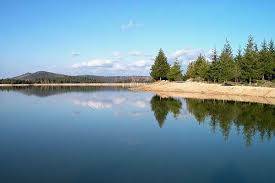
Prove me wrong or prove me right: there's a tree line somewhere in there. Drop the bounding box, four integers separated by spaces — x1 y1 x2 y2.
150 35 275 84
0 76 152 84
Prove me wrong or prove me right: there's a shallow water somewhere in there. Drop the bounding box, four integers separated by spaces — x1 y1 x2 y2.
0 87 274 183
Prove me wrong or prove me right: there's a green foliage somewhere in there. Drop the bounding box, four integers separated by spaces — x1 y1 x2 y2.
0 75 152 84
167 60 183 81
233 49 242 82
239 35 261 83
149 94 275 145
185 35 274 84
219 39 235 82
186 99 275 145
150 95 182 127
208 48 222 82
186 54 210 81
268 40 275 80
150 49 170 80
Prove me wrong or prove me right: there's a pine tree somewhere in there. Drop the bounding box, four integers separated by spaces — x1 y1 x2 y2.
150 49 170 80
239 35 260 83
268 40 275 80
209 48 222 82
233 48 242 82
219 39 235 82
167 60 183 81
188 54 210 80
186 62 196 79
258 40 270 80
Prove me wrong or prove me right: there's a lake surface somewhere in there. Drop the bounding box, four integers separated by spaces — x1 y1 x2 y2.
0 87 274 183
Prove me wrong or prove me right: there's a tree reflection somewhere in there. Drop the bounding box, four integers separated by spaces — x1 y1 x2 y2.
150 95 182 127
150 95 275 145
186 99 275 146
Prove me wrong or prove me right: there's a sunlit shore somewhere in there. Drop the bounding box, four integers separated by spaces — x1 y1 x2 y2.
132 81 275 105
1 81 275 104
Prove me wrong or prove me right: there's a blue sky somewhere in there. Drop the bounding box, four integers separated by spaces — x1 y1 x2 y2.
0 0 275 78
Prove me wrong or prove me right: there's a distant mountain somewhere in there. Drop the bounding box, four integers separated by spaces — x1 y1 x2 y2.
13 71 68 80
6 71 152 83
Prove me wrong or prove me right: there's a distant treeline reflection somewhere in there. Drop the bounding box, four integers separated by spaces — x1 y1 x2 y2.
151 95 275 145
0 86 126 97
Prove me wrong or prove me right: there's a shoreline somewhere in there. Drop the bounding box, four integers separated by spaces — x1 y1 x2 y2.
132 81 275 105
0 83 147 87
1 81 275 105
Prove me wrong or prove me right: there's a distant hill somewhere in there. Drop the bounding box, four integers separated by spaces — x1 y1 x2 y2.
13 71 68 80
1 71 152 83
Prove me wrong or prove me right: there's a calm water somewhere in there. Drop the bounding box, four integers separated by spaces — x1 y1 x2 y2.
0 87 274 183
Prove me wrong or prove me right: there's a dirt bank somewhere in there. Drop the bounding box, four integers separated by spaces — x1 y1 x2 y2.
132 81 275 105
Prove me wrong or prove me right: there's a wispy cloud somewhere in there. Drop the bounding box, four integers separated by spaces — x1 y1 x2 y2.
128 51 152 58
71 59 113 69
112 51 122 58
128 51 143 56
170 48 212 65
71 58 152 75
121 20 143 31
70 49 211 75
71 51 80 57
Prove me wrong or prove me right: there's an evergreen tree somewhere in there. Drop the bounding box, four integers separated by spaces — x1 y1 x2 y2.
150 49 170 80
268 40 275 80
259 40 271 80
239 35 260 83
219 39 235 82
209 48 222 82
192 54 210 80
233 48 242 82
167 59 183 81
186 62 196 79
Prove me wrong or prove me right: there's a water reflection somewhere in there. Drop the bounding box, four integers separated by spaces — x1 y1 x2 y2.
150 95 182 127
1 87 274 145
186 99 275 145
150 95 275 145
0 86 126 97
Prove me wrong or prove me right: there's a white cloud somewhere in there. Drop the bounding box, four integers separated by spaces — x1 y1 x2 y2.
71 58 152 75
133 100 147 108
171 48 204 59
170 48 212 66
121 20 143 31
71 51 80 57
70 48 212 75
74 100 112 109
112 51 122 58
72 93 149 111
128 51 143 56
128 51 152 58
72 59 113 69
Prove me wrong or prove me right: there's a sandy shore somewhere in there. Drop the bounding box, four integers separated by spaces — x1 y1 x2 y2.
132 81 275 105
1 81 275 104
0 83 147 87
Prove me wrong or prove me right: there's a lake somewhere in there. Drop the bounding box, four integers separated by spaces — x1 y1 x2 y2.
0 87 274 183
